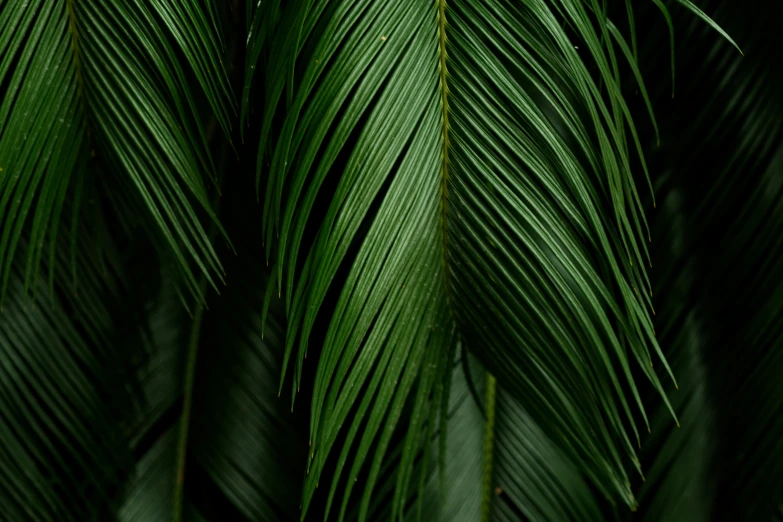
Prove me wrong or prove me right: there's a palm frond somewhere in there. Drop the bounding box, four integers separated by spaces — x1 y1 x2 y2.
409 357 484 522
491 385 606 522
188 274 308 522
241 0 282 132
374 351 485 522
630 178 716 522
0 0 233 298
243 0 730 511
0 230 141 521
440 0 670 504
118 215 310 522
120 431 201 522
3 1 774 521
618 1 783 518
368 353 607 522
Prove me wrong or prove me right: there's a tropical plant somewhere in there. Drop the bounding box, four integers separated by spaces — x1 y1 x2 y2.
0 0 780 521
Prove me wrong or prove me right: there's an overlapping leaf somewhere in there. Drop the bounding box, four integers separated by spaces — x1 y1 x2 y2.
367 353 607 522
245 0 722 511
441 0 677 504
629 178 717 522
362 351 484 522
251 1 459 519
0 0 233 298
490 386 605 522
119 238 310 522
0 228 140 521
617 0 783 518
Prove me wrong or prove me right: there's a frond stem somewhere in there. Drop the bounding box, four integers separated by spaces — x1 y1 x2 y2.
436 0 454 308
173 281 208 522
480 374 497 522
172 145 228 519
65 0 88 124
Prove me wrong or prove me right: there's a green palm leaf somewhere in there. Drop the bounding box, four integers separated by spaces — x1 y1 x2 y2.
363 351 485 522
491 384 606 522
119 260 310 522
0 0 233 299
626 1 783 518
245 0 731 514
630 177 716 522
0 227 141 521
365 353 607 522
5 1 779 521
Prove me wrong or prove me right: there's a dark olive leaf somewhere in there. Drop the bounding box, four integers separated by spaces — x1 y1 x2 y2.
0 0 233 299
0 229 141 521
245 0 731 512
621 0 783 518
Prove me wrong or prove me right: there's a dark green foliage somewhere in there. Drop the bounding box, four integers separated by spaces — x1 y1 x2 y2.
0 1 781 521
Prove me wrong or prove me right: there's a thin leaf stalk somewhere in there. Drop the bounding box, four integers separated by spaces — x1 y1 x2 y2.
480 374 497 522
436 0 455 308
65 0 88 108
173 278 209 522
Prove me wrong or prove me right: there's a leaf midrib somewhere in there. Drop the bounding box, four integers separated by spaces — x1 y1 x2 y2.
173 284 207 522
437 0 454 308
437 5 498 520
64 0 89 126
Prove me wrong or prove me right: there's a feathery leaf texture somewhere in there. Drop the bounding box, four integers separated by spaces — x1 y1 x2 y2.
120 262 310 522
6 0 781 521
625 1 783 518
0 0 233 298
0 231 139 521
491 385 605 522
244 0 726 513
